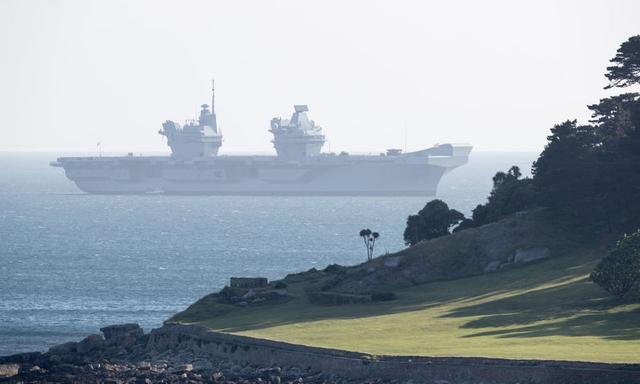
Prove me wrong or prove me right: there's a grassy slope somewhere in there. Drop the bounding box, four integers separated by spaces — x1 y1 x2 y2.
171 247 640 363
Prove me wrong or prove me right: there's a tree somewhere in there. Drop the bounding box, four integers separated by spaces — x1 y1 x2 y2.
455 166 536 230
359 228 380 261
532 120 599 220
403 199 464 246
605 35 640 89
591 229 640 299
531 53 640 230
480 166 535 224
448 36 640 234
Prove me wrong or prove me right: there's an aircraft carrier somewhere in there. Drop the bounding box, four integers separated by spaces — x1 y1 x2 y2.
51 84 471 195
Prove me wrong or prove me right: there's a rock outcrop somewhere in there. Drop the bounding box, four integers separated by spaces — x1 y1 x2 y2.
298 209 579 296
0 323 367 384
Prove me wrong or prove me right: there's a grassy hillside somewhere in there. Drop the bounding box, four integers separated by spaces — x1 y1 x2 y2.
170 245 640 363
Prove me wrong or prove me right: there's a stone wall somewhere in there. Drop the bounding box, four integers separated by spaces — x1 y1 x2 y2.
148 324 640 384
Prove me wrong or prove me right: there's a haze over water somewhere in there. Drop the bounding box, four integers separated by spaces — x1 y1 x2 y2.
0 151 536 355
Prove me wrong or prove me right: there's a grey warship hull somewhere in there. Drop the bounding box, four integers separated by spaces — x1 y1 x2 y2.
52 145 471 196
52 87 471 195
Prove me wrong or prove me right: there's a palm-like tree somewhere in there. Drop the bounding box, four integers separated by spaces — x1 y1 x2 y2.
359 229 380 261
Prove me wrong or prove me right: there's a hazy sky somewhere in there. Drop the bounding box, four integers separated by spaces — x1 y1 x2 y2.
1 0 639 154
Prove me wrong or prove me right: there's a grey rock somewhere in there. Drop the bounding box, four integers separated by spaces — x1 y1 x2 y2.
192 359 213 371
383 257 400 268
49 341 78 355
0 352 41 364
0 363 19 378
76 334 105 354
100 323 144 341
48 354 62 363
514 247 550 264
168 363 193 373
483 260 501 273
258 367 281 376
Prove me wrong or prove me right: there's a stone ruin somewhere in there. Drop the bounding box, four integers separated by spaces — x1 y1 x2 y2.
221 277 288 307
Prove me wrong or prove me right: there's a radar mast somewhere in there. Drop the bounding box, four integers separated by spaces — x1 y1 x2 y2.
211 79 215 114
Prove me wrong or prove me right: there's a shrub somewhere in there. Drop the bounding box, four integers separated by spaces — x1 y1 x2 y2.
403 199 464 245
591 229 640 299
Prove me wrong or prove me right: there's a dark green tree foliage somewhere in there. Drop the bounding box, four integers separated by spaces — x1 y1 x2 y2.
605 35 640 89
472 166 535 227
588 93 640 229
531 102 640 229
412 36 640 239
591 229 640 298
531 35 640 230
532 120 600 220
454 166 535 231
403 199 464 246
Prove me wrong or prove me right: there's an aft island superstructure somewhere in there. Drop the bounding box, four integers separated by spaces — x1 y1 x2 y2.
51 84 471 195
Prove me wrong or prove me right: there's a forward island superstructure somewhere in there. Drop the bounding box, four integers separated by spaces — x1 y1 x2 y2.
51 84 471 195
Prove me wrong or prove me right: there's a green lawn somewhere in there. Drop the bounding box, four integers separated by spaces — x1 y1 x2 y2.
171 248 640 363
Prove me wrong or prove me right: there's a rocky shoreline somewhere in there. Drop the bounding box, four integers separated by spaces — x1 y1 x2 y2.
0 324 387 384
2 323 639 384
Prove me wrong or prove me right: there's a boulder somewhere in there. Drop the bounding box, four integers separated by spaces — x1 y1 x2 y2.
0 363 19 378
168 363 193 373
49 341 78 355
100 323 144 341
0 351 41 364
241 289 256 300
383 256 401 268
99 323 143 348
76 334 105 354
192 359 213 371
513 247 550 264
483 260 501 273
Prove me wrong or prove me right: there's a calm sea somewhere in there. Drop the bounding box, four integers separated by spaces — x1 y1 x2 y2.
0 151 537 355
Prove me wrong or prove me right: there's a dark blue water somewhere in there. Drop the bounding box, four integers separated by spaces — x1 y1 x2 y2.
0 152 537 355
